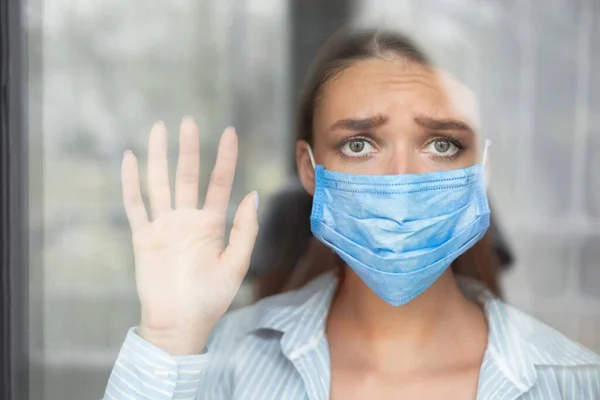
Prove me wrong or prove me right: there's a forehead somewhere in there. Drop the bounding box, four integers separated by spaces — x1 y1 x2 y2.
315 58 479 131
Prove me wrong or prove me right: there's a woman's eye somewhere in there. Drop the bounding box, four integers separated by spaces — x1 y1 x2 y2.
426 139 459 158
340 139 375 157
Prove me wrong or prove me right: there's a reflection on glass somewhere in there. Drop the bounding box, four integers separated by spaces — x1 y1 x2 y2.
27 0 600 398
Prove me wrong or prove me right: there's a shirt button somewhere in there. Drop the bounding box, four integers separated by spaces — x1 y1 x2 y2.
154 369 170 379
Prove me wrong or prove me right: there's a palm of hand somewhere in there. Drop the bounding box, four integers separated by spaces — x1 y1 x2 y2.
120 119 258 352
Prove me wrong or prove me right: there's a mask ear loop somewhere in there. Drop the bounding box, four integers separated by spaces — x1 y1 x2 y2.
307 145 316 170
482 139 491 168
482 139 491 188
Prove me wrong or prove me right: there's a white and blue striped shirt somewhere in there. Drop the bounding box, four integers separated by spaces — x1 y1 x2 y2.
105 272 600 399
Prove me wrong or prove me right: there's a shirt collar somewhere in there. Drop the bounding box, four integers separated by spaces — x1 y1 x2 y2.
458 277 540 392
248 271 337 358
248 271 600 383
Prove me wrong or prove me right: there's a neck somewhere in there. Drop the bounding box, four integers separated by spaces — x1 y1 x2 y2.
327 267 487 369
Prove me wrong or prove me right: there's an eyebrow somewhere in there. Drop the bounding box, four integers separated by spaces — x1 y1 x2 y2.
328 114 389 132
414 115 475 135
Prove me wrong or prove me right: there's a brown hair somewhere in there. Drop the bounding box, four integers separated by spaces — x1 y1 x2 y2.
253 28 503 299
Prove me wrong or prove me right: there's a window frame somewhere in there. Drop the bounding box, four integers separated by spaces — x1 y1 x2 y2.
1 0 33 398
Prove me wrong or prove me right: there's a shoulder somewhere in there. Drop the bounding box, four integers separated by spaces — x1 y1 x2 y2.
496 300 600 366
459 276 600 370
487 298 600 396
460 271 600 397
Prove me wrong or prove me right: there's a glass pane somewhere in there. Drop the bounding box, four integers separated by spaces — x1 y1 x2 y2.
26 0 600 398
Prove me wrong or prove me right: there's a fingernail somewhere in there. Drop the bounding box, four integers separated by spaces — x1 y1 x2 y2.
124 150 132 156
183 115 194 122
253 191 259 211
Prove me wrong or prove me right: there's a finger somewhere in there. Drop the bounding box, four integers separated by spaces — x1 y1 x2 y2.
121 151 149 232
203 127 237 215
221 191 259 278
147 121 171 219
175 117 200 209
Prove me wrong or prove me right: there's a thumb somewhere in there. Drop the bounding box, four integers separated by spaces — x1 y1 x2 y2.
221 191 259 278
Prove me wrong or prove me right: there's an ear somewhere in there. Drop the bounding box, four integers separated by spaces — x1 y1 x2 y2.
296 140 315 196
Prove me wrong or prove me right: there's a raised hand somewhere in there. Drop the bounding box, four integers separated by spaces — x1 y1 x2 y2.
121 118 259 355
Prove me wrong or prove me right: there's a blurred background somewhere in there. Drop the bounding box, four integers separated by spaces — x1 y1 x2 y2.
13 0 600 398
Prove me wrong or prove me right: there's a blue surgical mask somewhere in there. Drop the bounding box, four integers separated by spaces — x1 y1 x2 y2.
308 142 491 306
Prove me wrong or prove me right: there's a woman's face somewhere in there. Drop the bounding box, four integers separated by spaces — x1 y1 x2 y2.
297 58 481 193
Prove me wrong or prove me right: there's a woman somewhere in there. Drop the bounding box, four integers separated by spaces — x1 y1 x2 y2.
105 29 599 399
